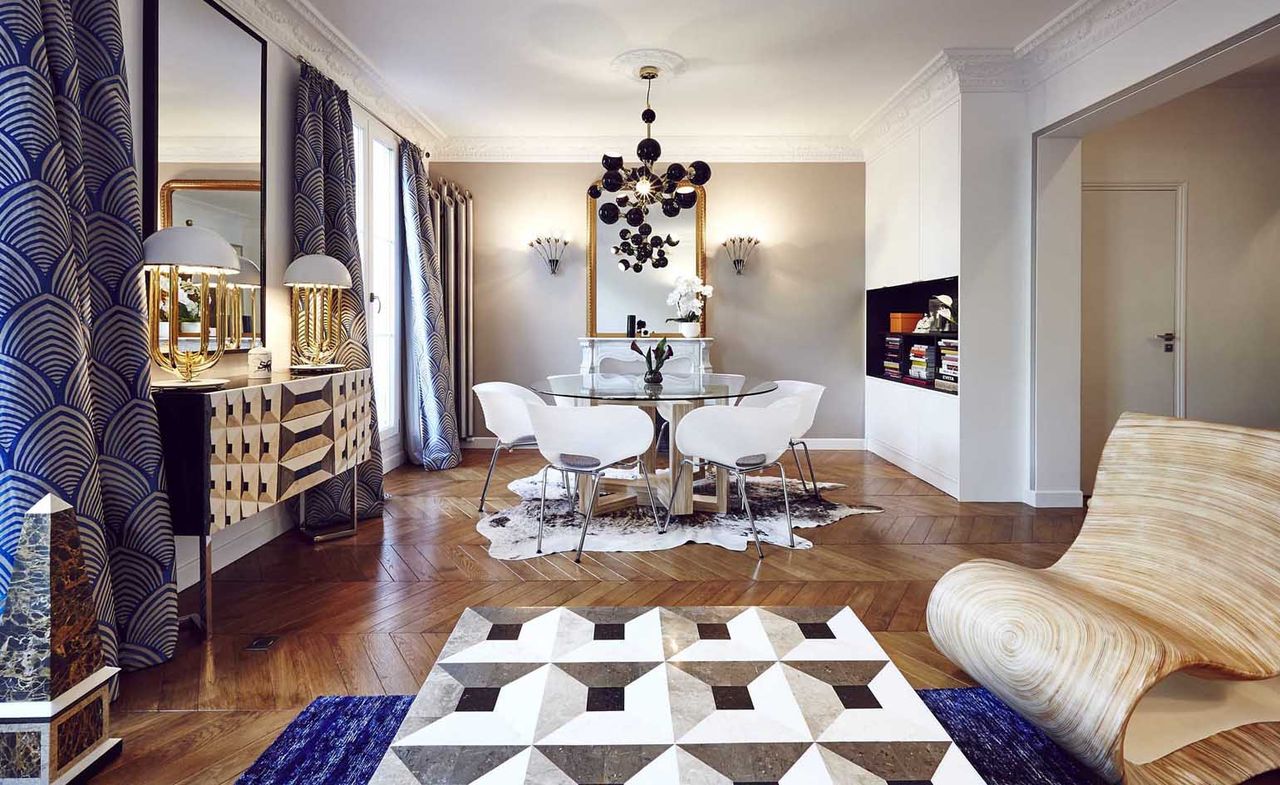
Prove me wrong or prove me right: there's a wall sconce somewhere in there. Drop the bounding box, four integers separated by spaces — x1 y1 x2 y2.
530 235 569 275
723 236 760 275
143 225 240 388
284 253 352 372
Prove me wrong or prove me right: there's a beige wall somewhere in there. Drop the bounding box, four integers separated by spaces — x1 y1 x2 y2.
1082 85 1280 430
430 161 867 439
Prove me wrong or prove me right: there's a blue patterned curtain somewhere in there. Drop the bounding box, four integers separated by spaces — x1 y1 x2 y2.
0 0 177 669
400 142 461 469
293 63 384 519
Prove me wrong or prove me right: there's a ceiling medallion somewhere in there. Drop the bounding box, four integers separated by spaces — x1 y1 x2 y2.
589 63 711 274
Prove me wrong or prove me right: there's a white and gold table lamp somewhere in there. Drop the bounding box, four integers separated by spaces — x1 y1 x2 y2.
284 253 352 373
144 225 240 389
228 256 273 379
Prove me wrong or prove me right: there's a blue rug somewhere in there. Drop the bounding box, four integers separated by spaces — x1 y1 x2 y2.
237 695 413 785
239 689 1102 785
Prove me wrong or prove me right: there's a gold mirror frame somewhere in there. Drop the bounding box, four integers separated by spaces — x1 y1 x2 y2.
160 178 263 345
587 182 706 338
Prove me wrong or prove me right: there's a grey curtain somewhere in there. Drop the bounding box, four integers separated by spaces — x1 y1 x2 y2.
0 0 177 670
399 141 461 468
293 63 384 518
430 177 475 439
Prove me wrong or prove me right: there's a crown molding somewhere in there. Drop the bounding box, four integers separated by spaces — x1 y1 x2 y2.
852 0 1176 158
216 0 444 151
1015 0 1179 85
433 135 863 163
852 49 1025 159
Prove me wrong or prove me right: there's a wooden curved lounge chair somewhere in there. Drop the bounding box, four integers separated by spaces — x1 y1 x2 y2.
927 413 1280 785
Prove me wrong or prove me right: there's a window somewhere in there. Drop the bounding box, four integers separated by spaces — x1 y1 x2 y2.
351 108 401 451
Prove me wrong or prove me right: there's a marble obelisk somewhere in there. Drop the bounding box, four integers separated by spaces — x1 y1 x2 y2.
0 495 121 784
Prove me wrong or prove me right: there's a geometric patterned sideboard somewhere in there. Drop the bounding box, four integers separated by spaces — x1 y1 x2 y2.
206 369 372 533
152 369 372 634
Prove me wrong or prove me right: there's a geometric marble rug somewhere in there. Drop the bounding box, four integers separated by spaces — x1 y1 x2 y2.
368 606 984 784
477 474 883 560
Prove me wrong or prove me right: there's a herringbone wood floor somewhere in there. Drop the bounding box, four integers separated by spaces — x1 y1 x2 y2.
98 449 1085 784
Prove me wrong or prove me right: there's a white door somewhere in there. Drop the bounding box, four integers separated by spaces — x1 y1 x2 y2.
1081 185 1184 494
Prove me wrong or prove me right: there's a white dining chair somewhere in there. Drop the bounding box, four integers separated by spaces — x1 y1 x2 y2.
596 357 701 452
527 403 659 562
664 397 803 558
472 382 568 513
545 374 586 408
738 380 825 496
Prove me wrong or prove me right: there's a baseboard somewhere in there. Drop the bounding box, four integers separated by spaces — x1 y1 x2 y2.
1022 488 1085 508
803 438 865 450
382 445 406 471
866 438 959 497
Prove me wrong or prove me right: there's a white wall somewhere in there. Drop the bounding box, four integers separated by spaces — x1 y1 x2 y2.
1029 0 1280 505
1082 84 1280 430
431 161 869 441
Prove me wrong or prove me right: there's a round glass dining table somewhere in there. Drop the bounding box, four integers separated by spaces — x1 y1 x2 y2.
530 372 778 402
528 373 779 516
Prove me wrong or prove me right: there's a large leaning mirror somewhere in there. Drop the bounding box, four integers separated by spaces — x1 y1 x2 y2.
144 0 266 352
587 184 706 337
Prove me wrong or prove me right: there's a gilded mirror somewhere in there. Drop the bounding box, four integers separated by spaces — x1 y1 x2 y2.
587 183 706 337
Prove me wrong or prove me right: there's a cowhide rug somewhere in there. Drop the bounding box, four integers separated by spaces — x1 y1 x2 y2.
477 469 882 560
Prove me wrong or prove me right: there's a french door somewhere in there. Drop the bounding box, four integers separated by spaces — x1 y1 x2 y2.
351 108 402 458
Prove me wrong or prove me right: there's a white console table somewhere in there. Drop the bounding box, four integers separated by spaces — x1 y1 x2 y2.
579 337 713 375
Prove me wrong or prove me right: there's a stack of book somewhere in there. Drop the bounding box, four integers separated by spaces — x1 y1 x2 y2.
905 343 936 385
936 338 959 393
883 335 904 380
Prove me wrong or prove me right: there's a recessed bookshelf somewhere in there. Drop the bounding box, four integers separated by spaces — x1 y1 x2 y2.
866 277 958 395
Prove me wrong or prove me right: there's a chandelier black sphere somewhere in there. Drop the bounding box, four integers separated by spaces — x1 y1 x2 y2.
589 65 711 272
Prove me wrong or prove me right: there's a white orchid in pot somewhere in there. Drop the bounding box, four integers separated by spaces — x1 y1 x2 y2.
666 274 712 338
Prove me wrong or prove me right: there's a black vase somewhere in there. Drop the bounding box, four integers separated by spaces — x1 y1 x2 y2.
644 370 663 385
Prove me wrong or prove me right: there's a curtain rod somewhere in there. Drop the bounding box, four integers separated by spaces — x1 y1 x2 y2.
294 55 429 159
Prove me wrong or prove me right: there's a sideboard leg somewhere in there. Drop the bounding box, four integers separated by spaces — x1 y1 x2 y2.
300 464 361 543
178 531 212 638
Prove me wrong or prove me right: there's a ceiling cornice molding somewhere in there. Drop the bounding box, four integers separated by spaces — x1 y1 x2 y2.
433 135 863 163
1014 0 1179 85
216 0 445 151
852 0 1176 158
852 49 1024 160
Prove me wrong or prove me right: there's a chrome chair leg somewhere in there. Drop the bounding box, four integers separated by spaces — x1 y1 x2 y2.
779 463 795 548
738 471 764 559
790 442 810 495
560 469 572 505
536 464 551 554
638 457 660 527
478 441 503 512
576 473 601 562
662 459 691 534
797 439 820 499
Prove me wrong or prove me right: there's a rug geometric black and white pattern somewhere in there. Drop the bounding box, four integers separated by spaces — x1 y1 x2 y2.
477 473 883 560
369 606 983 784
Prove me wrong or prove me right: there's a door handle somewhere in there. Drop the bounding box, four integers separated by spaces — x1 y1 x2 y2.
1153 332 1176 341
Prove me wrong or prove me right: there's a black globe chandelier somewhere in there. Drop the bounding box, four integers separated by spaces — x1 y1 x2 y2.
589 65 711 273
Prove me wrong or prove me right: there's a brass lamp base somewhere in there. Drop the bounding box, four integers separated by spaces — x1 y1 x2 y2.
290 363 345 375
152 376 229 391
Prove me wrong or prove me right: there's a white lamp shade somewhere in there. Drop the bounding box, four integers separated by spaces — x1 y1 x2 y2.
230 256 262 288
284 254 352 289
142 225 239 274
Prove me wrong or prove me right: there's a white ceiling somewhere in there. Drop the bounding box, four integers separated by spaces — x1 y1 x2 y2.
159 0 261 159
304 0 1076 150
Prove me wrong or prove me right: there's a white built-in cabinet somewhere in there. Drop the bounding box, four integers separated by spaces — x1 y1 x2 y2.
864 99 962 497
